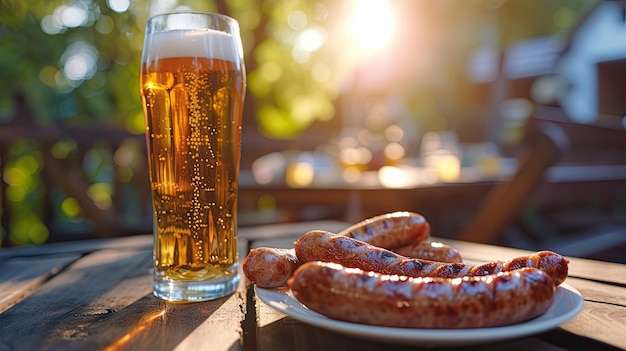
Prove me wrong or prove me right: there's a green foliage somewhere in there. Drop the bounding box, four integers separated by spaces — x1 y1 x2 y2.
0 0 599 247
2 140 48 245
0 0 597 136
0 0 143 128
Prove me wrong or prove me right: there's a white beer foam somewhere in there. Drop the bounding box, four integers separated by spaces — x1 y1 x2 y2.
144 29 240 63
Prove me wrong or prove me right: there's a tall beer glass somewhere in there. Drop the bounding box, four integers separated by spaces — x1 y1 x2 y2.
140 12 246 302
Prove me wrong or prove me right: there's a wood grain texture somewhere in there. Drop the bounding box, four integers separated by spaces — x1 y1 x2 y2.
239 220 349 241
558 278 626 350
440 237 626 285
0 254 81 313
256 296 569 351
1 222 624 351
0 235 152 259
0 248 153 350
0 241 249 351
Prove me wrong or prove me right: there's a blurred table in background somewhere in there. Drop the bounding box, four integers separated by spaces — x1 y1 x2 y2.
239 162 626 264
2 104 625 267
239 106 626 265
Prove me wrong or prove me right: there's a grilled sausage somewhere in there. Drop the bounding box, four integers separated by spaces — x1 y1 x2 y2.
338 211 430 249
242 247 298 288
288 261 556 329
294 230 569 286
243 212 431 288
393 241 462 263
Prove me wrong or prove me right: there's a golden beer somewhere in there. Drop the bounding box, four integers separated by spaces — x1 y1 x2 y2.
140 13 245 301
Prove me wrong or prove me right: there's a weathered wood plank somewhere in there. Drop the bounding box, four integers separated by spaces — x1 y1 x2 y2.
67 241 250 351
0 254 81 313
0 248 154 350
239 220 349 241
53 279 247 351
255 296 568 351
0 235 152 259
2 221 624 351
566 277 626 307
0 240 249 351
557 300 626 350
0 240 247 350
558 277 626 350
442 237 626 285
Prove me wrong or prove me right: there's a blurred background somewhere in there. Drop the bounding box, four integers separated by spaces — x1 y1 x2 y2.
1 0 625 263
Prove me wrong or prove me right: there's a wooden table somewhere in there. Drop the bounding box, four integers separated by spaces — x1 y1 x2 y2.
1 220 625 351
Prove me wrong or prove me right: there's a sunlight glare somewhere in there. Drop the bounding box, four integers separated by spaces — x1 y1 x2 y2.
62 41 98 84
285 162 315 188
349 0 393 53
58 5 88 28
107 0 131 13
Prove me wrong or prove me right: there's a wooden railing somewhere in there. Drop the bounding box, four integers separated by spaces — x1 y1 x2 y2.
0 124 153 246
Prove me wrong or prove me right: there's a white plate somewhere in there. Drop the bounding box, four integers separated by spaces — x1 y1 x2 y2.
255 283 584 347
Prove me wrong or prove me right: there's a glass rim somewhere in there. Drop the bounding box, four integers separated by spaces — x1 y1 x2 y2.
146 10 239 28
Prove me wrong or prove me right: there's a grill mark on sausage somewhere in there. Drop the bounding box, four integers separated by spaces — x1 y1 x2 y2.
294 230 568 286
288 261 556 329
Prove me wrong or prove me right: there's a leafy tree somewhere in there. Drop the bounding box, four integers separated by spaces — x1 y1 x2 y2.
0 0 595 246
0 0 596 136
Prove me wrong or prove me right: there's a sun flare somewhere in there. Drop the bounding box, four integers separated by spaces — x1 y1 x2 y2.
348 0 394 53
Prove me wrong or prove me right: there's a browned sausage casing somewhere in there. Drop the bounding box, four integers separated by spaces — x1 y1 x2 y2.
338 211 430 248
242 248 298 288
393 241 462 263
243 212 431 288
288 261 556 329
294 230 569 286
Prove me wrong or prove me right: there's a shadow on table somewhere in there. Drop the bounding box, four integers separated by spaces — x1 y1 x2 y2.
75 293 224 350
255 316 570 351
0 244 241 351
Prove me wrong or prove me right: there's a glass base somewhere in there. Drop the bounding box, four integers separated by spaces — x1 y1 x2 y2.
153 271 240 302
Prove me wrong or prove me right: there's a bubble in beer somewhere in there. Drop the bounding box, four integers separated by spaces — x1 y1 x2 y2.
140 26 246 282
